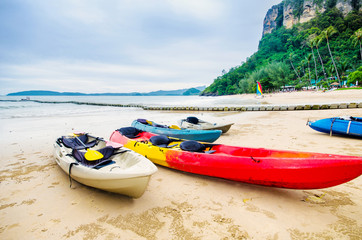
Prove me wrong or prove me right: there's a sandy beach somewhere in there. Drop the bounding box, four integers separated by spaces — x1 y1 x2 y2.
231 88 362 105
1 89 361 239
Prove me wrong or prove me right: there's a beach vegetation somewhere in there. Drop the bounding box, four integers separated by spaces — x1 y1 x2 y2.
347 66 362 86
350 28 362 60
311 34 328 81
320 26 341 83
306 54 313 84
202 3 362 96
236 62 294 93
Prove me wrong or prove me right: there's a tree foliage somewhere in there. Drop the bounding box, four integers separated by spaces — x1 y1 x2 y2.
201 3 362 96
347 66 362 86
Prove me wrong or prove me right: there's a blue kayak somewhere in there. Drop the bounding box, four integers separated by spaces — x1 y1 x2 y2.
131 119 222 142
307 116 362 137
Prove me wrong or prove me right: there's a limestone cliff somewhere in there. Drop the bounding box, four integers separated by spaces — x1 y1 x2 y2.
263 4 283 35
298 0 326 24
262 0 360 36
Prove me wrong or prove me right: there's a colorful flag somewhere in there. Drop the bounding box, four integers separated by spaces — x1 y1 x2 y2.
256 82 263 96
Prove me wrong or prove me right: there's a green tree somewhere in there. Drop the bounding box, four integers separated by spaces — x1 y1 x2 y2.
307 37 319 83
238 79 250 93
289 53 301 82
246 68 270 90
244 62 293 92
306 54 312 84
339 60 350 79
201 6 362 96
321 26 341 84
266 62 293 88
326 64 335 79
312 35 328 80
351 28 362 60
347 67 362 86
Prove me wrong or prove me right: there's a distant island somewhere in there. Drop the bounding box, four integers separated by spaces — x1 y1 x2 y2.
7 86 206 96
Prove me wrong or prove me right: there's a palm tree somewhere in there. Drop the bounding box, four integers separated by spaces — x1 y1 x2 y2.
351 28 362 60
339 60 350 80
306 54 312 84
326 64 337 87
312 35 328 81
289 53 301 82
321 26 341 84
307 37 319 85
300 60 306 77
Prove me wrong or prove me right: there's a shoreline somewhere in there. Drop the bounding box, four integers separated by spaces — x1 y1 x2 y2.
233 88 362 104
1 89 361 239
2 89 362 112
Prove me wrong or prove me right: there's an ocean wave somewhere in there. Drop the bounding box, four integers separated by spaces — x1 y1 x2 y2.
0 95 257 119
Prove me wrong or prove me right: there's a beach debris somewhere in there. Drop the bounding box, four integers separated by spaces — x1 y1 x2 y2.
302 193 326 204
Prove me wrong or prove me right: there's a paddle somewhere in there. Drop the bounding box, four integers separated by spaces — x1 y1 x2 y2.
72 133 104 161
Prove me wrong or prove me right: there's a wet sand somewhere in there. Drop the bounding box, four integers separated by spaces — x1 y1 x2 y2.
1 89 361 239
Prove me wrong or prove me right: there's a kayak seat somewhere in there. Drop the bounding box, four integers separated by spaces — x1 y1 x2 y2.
59 135 98 149
137 118 168 128
179 140 218 153
137 118 149 125
186 116 199 124
150 135 177 148
153 123 168 128
180 140 205 152
118 127 142 138
72 146 115 168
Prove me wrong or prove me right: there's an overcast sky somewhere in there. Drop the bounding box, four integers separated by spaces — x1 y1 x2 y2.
0 0 281 95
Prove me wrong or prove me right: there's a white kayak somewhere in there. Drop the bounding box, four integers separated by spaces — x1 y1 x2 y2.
53 134 157 198
178 116 234 133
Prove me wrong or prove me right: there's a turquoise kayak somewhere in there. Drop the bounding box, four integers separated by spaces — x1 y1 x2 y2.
131 119 222 142
307 116 362 137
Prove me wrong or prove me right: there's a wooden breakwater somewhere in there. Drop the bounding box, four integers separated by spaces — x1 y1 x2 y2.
22 99 362 112
29 100 145 109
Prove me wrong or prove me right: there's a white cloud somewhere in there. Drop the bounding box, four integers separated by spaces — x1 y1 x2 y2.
0 0 283 95
62 0 107 25
168 0 225 20
0 59 204 93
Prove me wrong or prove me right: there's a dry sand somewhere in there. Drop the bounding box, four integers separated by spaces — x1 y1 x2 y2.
230 88 362 105
1 89 361 239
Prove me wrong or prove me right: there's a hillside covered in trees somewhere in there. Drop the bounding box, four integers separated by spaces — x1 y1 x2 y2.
201 0 362 96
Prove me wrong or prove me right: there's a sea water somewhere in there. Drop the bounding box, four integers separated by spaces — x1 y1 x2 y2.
0 95 258 119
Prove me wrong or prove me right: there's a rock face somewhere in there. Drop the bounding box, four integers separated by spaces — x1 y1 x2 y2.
299 0 326 24
262 0 359 36
263 5 283 35
283 2 299 29
335 0 353 15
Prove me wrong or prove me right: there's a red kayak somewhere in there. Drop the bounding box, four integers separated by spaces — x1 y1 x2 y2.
110 127 362 189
